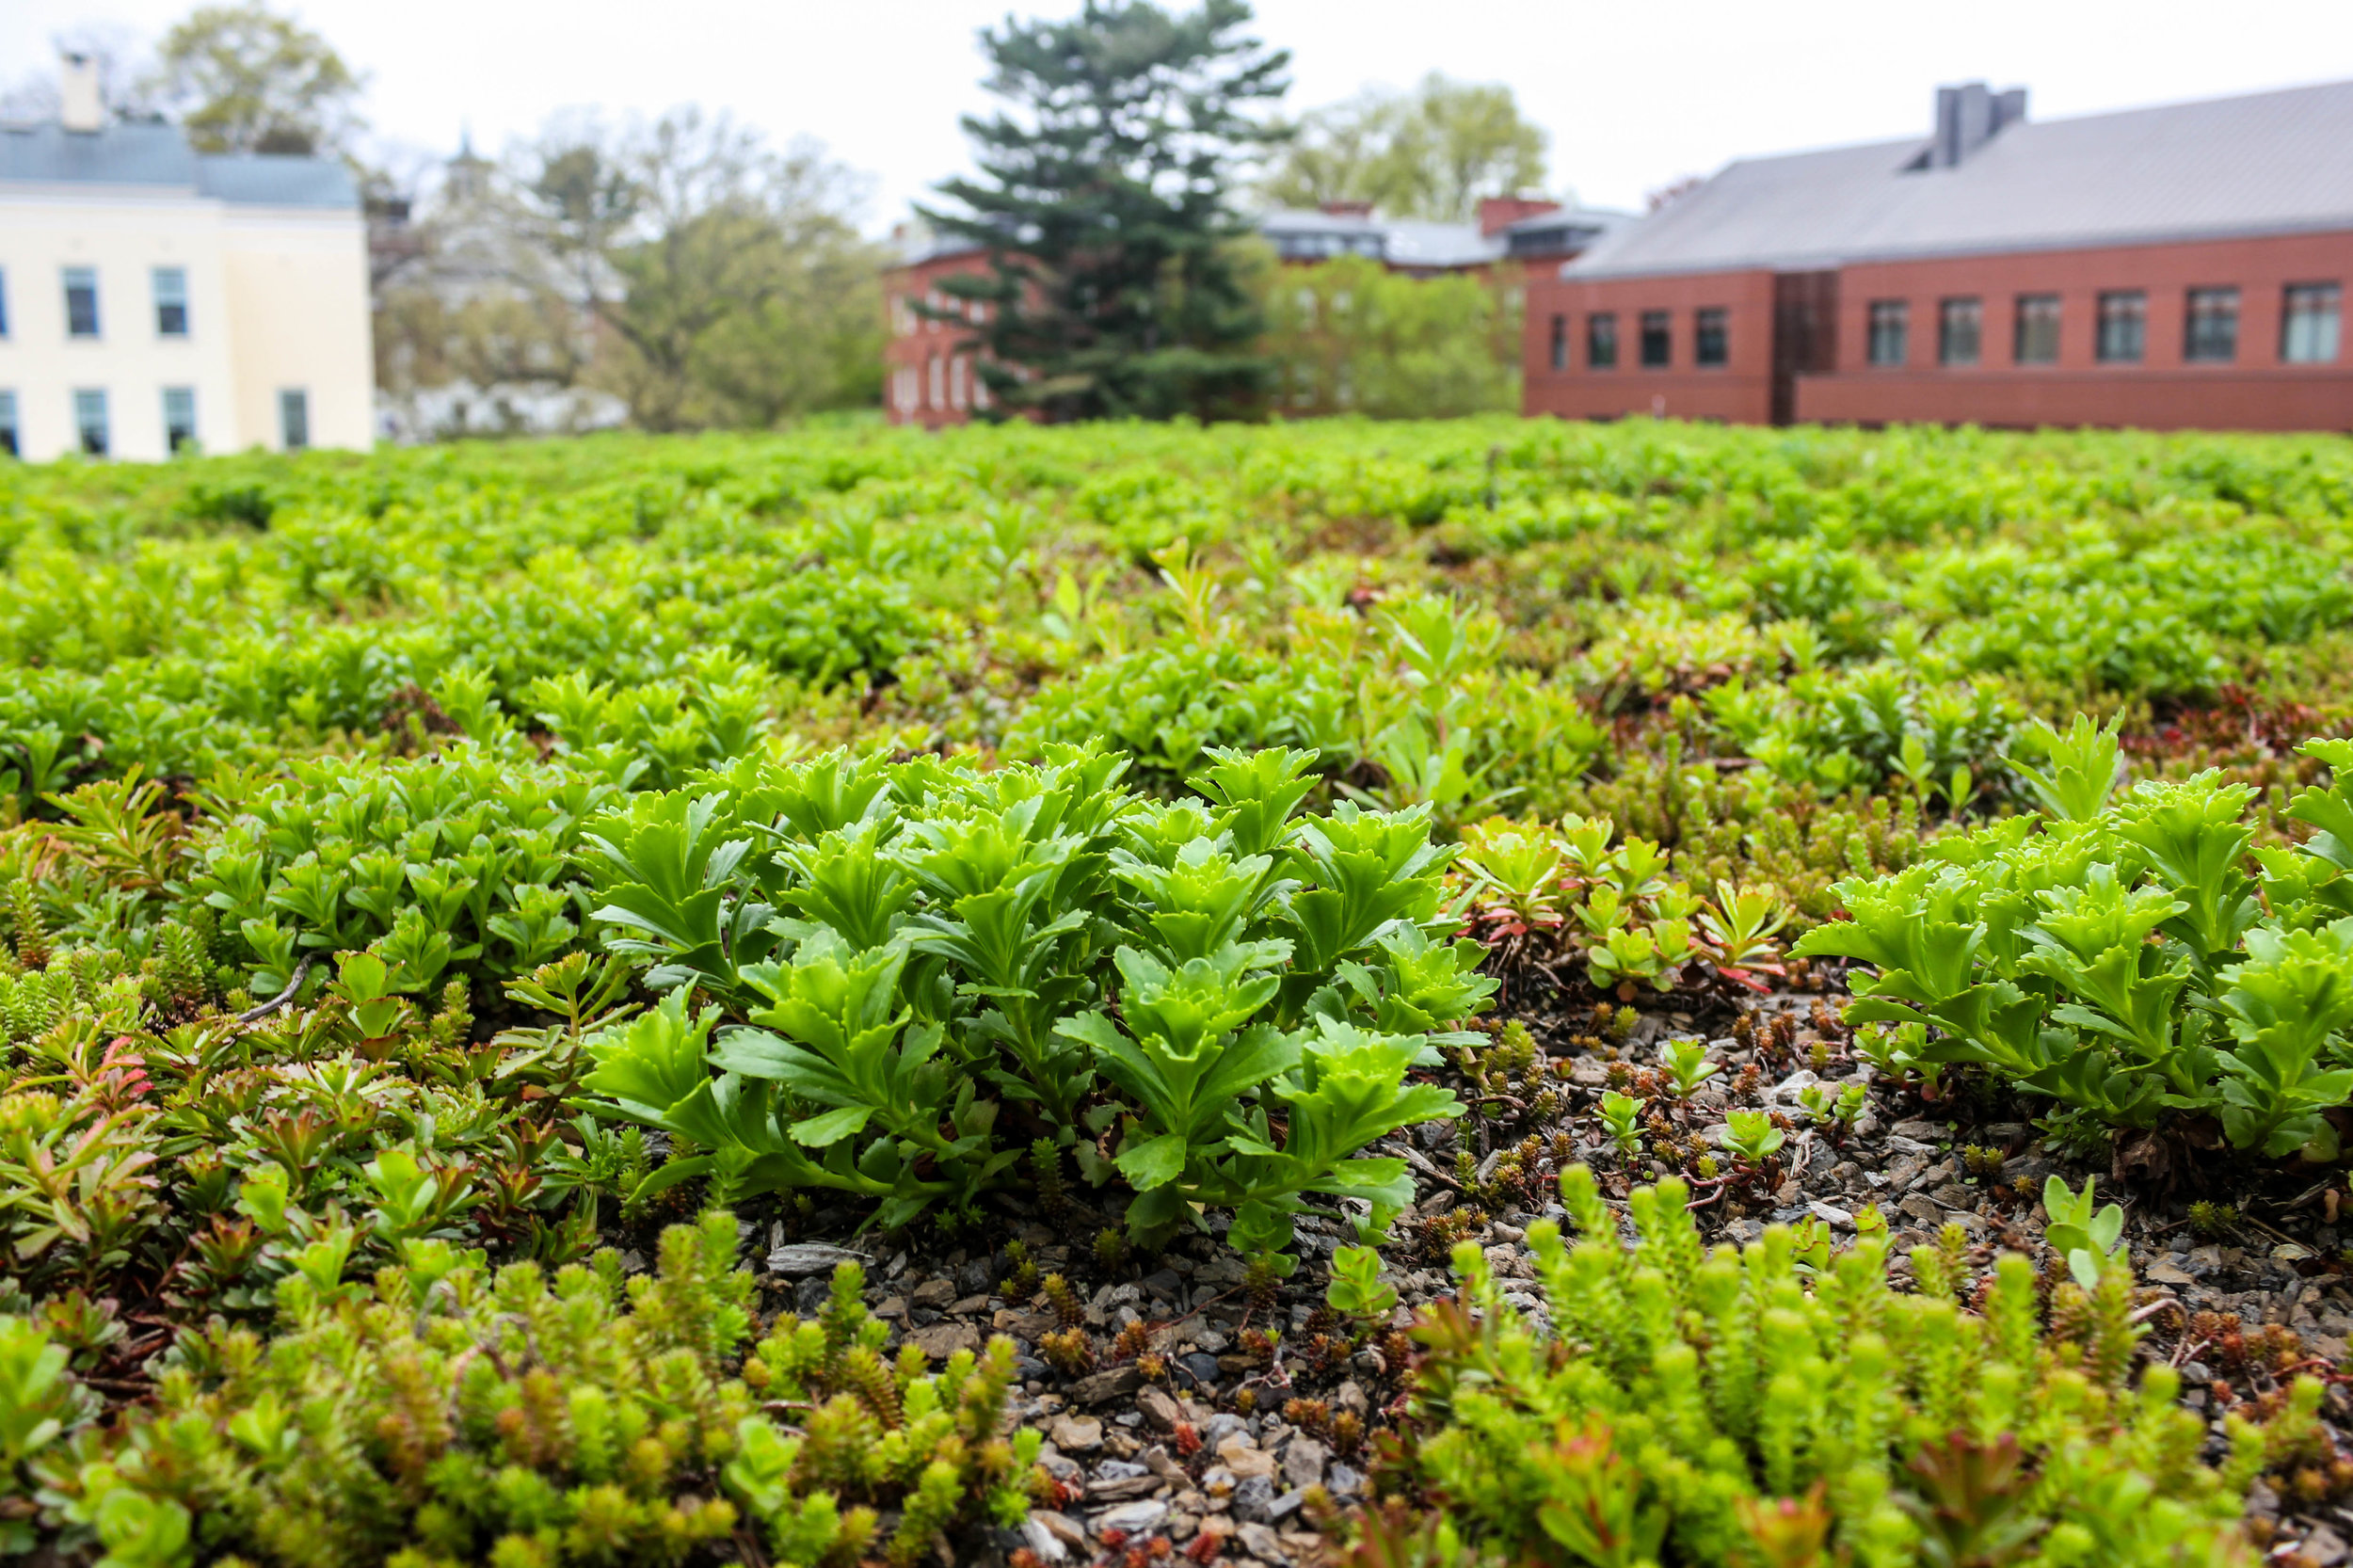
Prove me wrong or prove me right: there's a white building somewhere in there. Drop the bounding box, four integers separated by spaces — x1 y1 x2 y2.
0 58 374 462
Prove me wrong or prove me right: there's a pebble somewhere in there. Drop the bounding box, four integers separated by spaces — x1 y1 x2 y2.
1137 1386 1181 1432
1219 1434 1277 1479
1236 1521 1288 1562
1230 1474 1277 1523
909 1321 982 1359
1178 1352 1222 1387
1049 1415 1103 1451
1284 1436 1326 1489
1092 1499 1169 1537
1069 1366 1143 1405
765 1242 867 1277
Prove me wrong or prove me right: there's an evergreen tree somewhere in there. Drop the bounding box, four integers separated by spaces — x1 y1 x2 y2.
922 0 1289 422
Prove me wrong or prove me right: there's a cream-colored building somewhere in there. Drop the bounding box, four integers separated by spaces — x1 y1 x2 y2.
0 62 373 462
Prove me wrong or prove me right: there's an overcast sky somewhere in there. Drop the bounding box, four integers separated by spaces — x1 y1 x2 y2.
8 0 2353 230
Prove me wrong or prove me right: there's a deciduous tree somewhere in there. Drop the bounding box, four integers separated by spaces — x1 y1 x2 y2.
1261 73 1548 223
147 2 363 156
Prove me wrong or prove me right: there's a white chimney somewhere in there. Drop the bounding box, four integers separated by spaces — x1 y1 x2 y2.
59 52 104 134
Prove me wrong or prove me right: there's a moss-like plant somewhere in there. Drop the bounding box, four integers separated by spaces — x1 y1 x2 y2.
1353 1166 2313 1567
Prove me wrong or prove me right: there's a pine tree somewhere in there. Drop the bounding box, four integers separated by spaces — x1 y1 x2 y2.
922 0 1289 422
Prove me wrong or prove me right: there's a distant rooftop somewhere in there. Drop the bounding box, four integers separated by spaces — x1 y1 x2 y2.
0 119 359 210
1566 77 2353 280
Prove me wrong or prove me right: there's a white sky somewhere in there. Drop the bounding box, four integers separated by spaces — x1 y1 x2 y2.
8 0 2353 231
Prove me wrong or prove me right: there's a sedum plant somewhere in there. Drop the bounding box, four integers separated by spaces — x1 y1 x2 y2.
576 744 1481 1262
1359 1165 2307 1568
1794 739 2353 1155
8 1211 1035 1568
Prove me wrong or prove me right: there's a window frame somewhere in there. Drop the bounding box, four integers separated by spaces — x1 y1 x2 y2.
163 387 198 454
1693 307 1729 368
0 390 17 458
2183 287 2240 363
0 268 9 339
1548 312 1568 372
2094 289 2147 364
152 266 190 339
2282 282 2343 365
278 388 310 452
1938 296 1982 366
2013 293 2061 365
1638 309 1672 369
1865 299 1910 367
72 388 109 456
63 266 101 340
1586 312 1618 370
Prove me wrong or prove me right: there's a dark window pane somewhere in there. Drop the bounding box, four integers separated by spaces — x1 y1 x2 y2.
63 267 99 339
73 389 108 456
1587 312 1617 369
1939 297 1981 365
153 267 189 338
2095 290 2146 362
163 387 197 453
1694 308 1728 367
2183 288 2237 362
1549 313 1567 371
280 389 310 451
2014 294 2060 363
1639 310 1671 367
0 391 16 457
1867 299 1909 366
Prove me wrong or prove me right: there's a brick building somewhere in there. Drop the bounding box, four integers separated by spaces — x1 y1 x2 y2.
883 199 1625 426
1525 80 2353 431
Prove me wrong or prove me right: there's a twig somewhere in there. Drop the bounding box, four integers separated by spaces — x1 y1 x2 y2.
236 957 313 1024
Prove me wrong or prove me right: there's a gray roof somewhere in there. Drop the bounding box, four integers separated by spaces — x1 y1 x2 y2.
1566 78 2353 280
0 120 358 209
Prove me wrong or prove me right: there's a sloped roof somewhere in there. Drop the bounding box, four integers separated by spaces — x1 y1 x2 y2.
0 120 357 209
1567 78 2353 280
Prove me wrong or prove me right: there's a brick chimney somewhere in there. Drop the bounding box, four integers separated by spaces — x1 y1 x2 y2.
59 52 104 133
1930 82 2026 168
1477 196 1561 235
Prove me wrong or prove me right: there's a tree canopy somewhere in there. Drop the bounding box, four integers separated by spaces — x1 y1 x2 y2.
1259 73 1549 222
149 2 363 156
923 0 1290 423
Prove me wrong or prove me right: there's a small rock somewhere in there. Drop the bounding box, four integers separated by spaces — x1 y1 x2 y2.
1089 1474 1162 1501
1219 1434 1278 1479
910 1277 957 1309
1236 1521 1288 1562
1143 1445 1186 1481
1266 1488 1308 1523
911 1321 983 1360
1807 1200 1855 1229
2304 1523 2350 1568
1138 1386 1182 1433
873 1296 907 1320
1178 1352 1223 1386
1283 1436 1326 1490
949 1293 992 1315
1020 1517 1070 1562
1032 1510 1086 1549
1230 1474 1277 1523
1891 1120 1945 1142
2273 1241 2317 1262
766 1242 868 1278
1050 1415 1104 1451
1093 1499 1170 1537
617 1249 648 1274
2146 1262 2196 1287
1335 1379 1369 1418
1327 1462 1365 1496
1070 1366 1144 1405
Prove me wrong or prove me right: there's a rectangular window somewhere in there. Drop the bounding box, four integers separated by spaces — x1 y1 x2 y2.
1639 310 1671 368
73 389 109 456
1586 312 1618 369
163 387 198 453
279 388 310 451
63 266 100 339
2283 283 2343 364
1866 299 1909 366
1693 308 1728 367
1548 313 1567 371
0 392 17 458
152 266 189 338
2183 288 2239 362
2095 290 2146 363
1939 296 1981 365
2013 294 2061 364
0 269 9 338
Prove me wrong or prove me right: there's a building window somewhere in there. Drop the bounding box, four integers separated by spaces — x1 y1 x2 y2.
973 366 991 410
2013 294 2061 364
152 267 189 338
0 269 9 338
927 355 943 408
2283 283 2343 363
1587 312 1618 369
1548 313 1567 371
73 389 108 456
2182 288 2239 363
1939 297 1981 365
63 267 100 339
2095 291 2146 363
279 389 310 451
0 392 16 458
163 387 198 453
1639 310 1671 368
1866 300 1909 366
950 355 967 410
1694 308 1728 367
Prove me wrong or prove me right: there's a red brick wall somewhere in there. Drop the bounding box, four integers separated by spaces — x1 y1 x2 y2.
1796 231 2353 430
882 252 992 428
1522 269 1779 424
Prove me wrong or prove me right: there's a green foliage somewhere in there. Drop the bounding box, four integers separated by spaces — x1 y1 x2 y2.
1256 253 1522 420
1368 1165 2296 1567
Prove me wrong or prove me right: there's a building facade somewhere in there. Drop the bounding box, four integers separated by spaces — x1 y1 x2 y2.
1527 80 2353 431
0 62 374 461
883 199 1626 427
